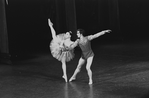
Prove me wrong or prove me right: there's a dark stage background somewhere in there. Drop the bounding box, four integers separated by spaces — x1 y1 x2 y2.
4 0 149 58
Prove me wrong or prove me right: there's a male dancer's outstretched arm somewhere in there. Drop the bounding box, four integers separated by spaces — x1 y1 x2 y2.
88 30 111 40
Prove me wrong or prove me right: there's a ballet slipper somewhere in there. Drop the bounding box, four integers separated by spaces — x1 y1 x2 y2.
62 75 68 82
69 76 76 82
88 80 93 85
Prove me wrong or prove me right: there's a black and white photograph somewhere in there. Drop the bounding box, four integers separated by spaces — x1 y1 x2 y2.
0 0 149 98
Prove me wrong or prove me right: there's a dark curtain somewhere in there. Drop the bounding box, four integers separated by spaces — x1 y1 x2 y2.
0 0 9 54
65 0 77 40
5 0 149 58
0 0 10 64
119 0 149 41
108 0 121 37
75 0 121 42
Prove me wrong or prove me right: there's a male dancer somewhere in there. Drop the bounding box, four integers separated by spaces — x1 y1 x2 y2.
69 29 111 84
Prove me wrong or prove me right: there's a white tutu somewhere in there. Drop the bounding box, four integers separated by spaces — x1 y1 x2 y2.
50 33 74 62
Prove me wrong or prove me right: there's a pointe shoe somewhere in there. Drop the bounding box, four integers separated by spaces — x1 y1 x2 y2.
62 75 67 82
89 80 93 85
48 19 53 26
69 77 76 82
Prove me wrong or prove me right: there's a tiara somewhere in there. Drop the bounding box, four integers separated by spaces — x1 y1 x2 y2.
69 31 72 33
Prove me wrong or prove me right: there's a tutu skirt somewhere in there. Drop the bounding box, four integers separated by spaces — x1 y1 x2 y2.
50 33 74 62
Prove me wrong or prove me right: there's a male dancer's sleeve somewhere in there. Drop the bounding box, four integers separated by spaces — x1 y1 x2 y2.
69 39 79 49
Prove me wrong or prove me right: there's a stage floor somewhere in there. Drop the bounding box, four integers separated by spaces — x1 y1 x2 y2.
1 42 149 98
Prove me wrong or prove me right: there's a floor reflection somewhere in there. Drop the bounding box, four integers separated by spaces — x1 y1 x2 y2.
64 83 69 98
62 82 94 98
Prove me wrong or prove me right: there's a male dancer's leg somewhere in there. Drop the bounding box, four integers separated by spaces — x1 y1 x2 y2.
86 56 94 84
69 57 85 82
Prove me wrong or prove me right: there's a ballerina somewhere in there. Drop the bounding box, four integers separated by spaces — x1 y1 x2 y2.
69 29 111 84
48 19 78 82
